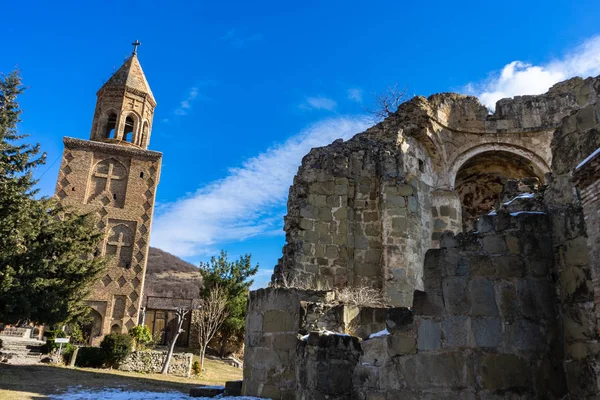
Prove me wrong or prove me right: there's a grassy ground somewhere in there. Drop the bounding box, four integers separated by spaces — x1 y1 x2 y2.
0 357 242 399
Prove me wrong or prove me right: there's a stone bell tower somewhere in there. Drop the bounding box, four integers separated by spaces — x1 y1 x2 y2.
54 42 162 344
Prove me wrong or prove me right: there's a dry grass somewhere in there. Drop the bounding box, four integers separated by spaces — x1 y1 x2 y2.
0 357 242 399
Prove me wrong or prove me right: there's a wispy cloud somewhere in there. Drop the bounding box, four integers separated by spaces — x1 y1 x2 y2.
220 29 263 48
151 116 371 257
174 87 199 116
172 81 217 117
466 35 600 110
300 96 338 111
347 88 363 103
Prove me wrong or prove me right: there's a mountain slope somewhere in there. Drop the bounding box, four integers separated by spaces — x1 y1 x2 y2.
143 247 203 303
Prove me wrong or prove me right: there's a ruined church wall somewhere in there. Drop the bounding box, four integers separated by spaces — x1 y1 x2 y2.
273 134 445 306
350 213 565 399
545 98 600 397
244 212 566 399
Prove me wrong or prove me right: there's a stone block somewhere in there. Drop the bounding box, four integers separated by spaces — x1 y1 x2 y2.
387 195 406 207
479 354 532 391
476 215 495 233
362 337 388 366
470 255 494 276
355 263 380 277
494 255 525 278
400 352 474 389
386 307 413 332
397 184 413 196
325 245 339 258
273 334 298 350
263 310 296 332
482 235 507 254
417 318 441 350
408 196 418 213
412 290 444 317
506 235 520 254
469 279 498 317
387 334 416 356
392 217 408 231
562 236 589 266
471 318 502 348
442 277 469 315
495 281 518 321
442 316 472 348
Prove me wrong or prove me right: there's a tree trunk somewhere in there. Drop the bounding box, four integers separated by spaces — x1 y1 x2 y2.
161 309 187 375
200 344 207 371
161 330 179 374
219 334 227 358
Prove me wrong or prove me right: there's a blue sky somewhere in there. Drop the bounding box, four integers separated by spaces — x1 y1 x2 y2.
3 0 600 287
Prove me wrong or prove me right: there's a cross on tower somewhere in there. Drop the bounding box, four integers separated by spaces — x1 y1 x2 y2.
107 231 132 265
94 162 125 192
132 40 141 55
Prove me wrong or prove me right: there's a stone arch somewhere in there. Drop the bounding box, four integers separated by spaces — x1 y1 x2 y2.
453 148 549 231
102 109 119 139
121 111 140 143
448 143 550 189
82 308 103 343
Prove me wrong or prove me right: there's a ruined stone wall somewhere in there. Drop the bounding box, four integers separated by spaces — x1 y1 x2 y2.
274 76 600 308
245 212 565 398
546 98 600 397
574 150 600 317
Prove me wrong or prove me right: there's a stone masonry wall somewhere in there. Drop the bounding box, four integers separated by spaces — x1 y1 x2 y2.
244 212 566 399
273 76 600 309
348 213 566 399
118 350 192 377
547 97 600 397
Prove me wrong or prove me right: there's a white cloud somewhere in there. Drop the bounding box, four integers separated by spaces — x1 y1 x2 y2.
347 88 363 103
301 96 337 111
174 87 199 116
151 116 371 257
467 35 600 110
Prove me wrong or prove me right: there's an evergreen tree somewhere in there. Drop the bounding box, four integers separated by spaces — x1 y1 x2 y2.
0 70 106 325
198 250 258 356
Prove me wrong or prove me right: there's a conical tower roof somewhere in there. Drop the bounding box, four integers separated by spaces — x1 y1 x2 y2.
100 54 155 102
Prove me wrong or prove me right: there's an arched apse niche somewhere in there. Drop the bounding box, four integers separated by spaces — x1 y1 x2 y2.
453 150 548 231
82 308 103 343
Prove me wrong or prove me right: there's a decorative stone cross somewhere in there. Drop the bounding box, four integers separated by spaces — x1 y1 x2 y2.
132 40 141 55
107 231 132 263
94 162 124 192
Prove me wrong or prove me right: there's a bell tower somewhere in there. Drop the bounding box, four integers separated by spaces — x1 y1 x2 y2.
54 42 162 344
90 41 156 148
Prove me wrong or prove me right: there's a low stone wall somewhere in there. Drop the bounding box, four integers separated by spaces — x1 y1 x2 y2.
118 350 193 377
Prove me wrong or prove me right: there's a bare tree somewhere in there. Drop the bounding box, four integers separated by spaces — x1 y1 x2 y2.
160 307 190 375
193 285 229 370
369 83 408 121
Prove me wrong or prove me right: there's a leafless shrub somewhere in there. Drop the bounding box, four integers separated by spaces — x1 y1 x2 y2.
192 285 229 370
335 280 388 307
369 83 408 121
273 271 332 291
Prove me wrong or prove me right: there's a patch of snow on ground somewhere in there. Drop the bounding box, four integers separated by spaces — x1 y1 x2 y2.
576 146 600 170
368 329 390 339
503 193 534 206
48 388 265 400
